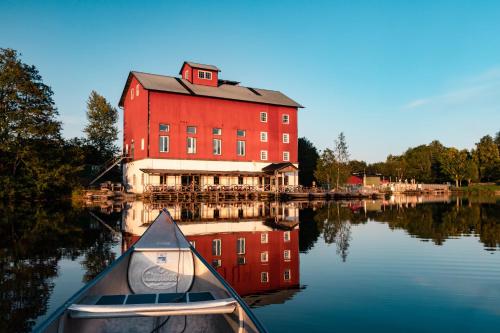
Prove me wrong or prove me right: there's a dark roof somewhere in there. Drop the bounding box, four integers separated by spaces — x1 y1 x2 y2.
118 71 303 108
179 61 220 73
262 162 298 174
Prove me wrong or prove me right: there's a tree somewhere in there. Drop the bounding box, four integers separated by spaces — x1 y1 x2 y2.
84 91 118 161
314 133 351 190
495 131 500 152
333 132 350 189
0 48 79 200
473 135 500 182
298 137 319 186
439 148 469 187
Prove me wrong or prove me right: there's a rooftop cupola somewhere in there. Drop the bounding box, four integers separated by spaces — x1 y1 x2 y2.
179 61 220 87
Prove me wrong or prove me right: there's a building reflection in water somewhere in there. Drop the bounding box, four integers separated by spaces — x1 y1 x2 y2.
121 201 301 305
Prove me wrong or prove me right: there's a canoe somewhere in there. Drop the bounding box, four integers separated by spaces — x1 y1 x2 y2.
35 209 267 333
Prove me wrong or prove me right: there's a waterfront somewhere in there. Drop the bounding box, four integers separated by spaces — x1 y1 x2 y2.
1 196 499 332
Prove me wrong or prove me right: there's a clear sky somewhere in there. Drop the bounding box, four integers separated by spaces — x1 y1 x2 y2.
1 0 499 162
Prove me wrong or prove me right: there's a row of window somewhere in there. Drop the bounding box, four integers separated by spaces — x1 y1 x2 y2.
210 232 291 256
261 270 292 282
160 124 291 138
159 136 291 161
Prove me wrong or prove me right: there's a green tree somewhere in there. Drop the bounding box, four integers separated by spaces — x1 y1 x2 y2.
84 91 119 161
473 135 500 182
439 148 469 187
333 132 350 189
298 137 319 186
495 131 500 152
0 48 80 200
314 148 336 189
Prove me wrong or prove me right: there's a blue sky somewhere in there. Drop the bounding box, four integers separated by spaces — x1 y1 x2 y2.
1 0 499 162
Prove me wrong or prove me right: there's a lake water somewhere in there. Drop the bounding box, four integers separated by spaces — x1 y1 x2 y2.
1 196 499 332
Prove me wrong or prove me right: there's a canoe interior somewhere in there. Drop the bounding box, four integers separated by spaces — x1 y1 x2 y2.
37 211 264 333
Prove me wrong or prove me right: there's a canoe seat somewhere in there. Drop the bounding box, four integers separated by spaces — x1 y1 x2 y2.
68 292 237 319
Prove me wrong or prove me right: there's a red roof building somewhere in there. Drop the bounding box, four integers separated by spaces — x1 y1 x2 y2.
119 62 303 193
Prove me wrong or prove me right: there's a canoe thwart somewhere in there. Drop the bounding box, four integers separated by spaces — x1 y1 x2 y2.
68 292 237 318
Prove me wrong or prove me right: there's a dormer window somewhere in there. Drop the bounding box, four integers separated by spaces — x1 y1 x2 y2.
184 70 189 80
198 70 212 80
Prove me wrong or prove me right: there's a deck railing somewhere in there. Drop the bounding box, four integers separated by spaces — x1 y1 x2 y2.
144 184 324 194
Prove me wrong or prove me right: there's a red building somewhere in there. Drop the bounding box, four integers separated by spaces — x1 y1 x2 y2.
119 61 303 193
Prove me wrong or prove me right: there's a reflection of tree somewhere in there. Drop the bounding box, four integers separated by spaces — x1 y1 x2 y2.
0 202 118 332
371 199 500 249
314 202 365 262
81 233 116 282
298 208 321 253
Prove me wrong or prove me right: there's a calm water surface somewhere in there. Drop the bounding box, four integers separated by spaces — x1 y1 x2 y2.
1 197 499 332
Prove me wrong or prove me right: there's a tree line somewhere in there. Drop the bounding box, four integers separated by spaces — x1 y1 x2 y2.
299 132 500 188
0 48 119 201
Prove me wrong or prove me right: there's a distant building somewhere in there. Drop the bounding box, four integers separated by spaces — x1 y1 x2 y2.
346 174 388 186
119 61 303 193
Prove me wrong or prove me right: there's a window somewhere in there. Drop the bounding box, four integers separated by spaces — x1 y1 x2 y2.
284 250 291 261
141 138 145 150
238 176 243 185
184 70 189 80
187 137 196 154
130 88 134 100
261 233 268 244
159 136 169 152
125 144 129 154
213 139 221 155
187 126 197 134
213 176 219 185
212 259 221 268
261 251 269 263
237 129 246 137
136 84 140 96
260 150 268 161
190 240 196 249
237 238 245 254
261 272 269 283
284 231 290 242
283 151 290 161
260 132 268 142
260 112 267 122
198 70 212 80
159 124 169 132
212 239 221 256
284 269 291 281
213 128 222 135
282 114 289 124
283 133 289 144
237 140 245 156
237 256 246 265
141 173 144 185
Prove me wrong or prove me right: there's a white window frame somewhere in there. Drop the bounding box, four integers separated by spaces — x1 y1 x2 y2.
213 138 222 155
187 137 196 154
159 123 169 132
284 250 291 261
261 233 268 244
260 112 267 122
237 129 246 137
130 88 134 100
213 128 222 135
261 251 269 263
237 238 246 255
184 70 189 80
187 126 197 134
237 140 246 156
282 114 289 124
260 131 268 142
136 84 140 96
212 259 221 268
260 150 268 161
198 70 212 80
159 136 169 152
261 272 269 283
284 269 291 281
283 151 290 161
284 231 290 242
212 239 221 256
141 138 145 150
283 133 289 144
